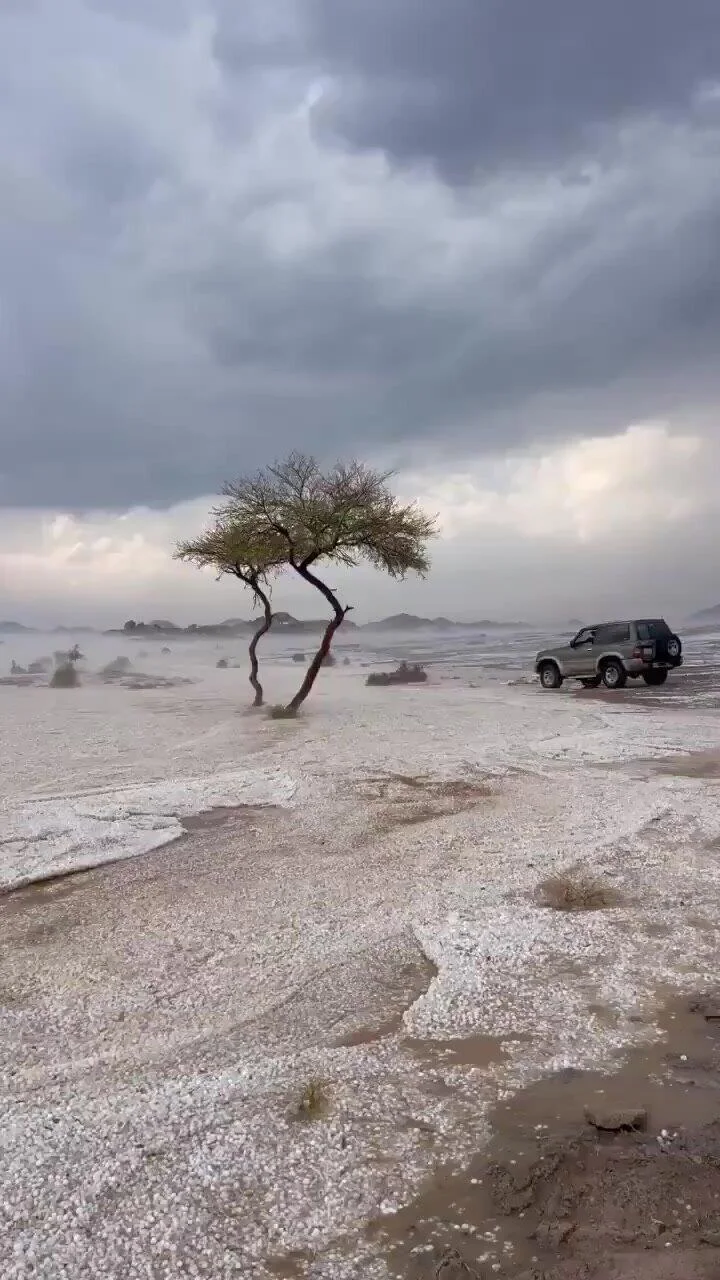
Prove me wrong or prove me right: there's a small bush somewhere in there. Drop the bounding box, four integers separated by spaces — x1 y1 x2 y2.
101 657 132 677
366 662 428 687
293 1078 329 1121
28 657 52 674
216 658 229 668
268 704 298 720
50 663 79 689
536 872 622 912
292 652 305 663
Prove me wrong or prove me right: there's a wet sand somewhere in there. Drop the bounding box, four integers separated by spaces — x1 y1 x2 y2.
572 661 720 710
5 660 720 1276
376 992 720 1278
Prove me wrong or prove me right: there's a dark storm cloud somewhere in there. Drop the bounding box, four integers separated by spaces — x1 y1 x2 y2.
299 0 720 180
1 0 720 510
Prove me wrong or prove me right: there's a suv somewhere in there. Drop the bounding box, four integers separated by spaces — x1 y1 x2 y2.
535 619 683 690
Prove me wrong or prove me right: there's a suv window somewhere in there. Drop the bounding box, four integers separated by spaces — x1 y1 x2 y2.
572 627 595 646
636 619 670 641
595 623 631 645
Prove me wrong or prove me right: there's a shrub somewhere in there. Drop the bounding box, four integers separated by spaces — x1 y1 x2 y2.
101 657 132 678
50 663 79 689
293 1078 329 1121
216 658 229 668
28 657 52 674
366 662 428 687
536 872 622 911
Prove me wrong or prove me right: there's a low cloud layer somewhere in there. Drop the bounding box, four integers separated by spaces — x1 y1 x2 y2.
2 422 718 628
1 2 719 616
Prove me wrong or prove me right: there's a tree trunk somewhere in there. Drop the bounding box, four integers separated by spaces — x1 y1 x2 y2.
248 598 273 706
286 563 351 712
233 568 273 707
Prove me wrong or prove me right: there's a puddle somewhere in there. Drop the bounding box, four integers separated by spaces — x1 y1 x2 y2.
334 954 439 1049
402 1035 509 1070
651 751 720 781
265 1252 312 1278
374 991 720 1278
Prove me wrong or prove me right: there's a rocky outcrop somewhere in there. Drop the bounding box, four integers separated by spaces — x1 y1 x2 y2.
366 662 428 687
100 657 132 678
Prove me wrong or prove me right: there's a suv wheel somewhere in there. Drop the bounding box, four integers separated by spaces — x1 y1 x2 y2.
580 676 601 689
643 668 668 686
601 658 627 690
666 635 682 661
538 661 563 689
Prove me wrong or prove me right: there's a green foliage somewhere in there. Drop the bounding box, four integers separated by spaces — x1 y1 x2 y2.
175 453 437 712
216 453 437 578
174 519 282 606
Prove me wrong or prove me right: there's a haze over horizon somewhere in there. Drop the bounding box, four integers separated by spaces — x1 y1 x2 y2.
2 1 720 625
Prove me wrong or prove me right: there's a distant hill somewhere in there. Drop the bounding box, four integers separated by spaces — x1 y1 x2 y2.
691 604 720 621
7 611 527 638
361 613 525 630
107 614 358 637
363 613 455 630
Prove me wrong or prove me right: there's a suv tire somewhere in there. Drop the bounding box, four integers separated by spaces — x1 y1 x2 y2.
580 676 601 689
600 658 627 690
643 668 668 686
539 661 563 689
666 634 682 661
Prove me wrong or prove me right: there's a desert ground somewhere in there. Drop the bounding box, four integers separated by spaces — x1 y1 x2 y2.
2 627 720 1278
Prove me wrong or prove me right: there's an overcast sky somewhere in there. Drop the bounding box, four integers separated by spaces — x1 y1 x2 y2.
2 0 720 626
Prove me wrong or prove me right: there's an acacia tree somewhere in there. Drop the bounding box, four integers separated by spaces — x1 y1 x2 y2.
218 453 438 713
175 524 282 707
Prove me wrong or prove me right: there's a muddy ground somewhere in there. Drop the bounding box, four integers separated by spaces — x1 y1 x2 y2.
572 660 720 710
376 993 720 1279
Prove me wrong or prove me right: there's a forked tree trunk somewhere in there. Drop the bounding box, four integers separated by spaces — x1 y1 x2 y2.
248 593 273 706
286 563 351 713
233 568 273 707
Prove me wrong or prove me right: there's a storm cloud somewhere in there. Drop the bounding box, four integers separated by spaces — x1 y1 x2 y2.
294 0 720 177
1 0 720 513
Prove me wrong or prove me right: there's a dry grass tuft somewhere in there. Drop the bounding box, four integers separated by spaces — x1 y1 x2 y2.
293 1078 329 1121
350 770 494 835
536 871 623 912
268 704 299 720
